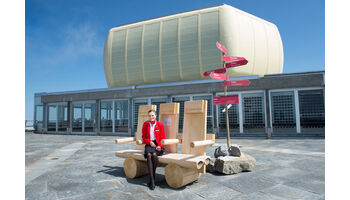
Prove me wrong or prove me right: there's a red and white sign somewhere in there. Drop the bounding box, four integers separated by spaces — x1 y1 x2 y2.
216 42 227 54
222 80 251 87
203 68 226 76
225 59 248 68
222 56 246 62
213 95 239 105
210 72 229 80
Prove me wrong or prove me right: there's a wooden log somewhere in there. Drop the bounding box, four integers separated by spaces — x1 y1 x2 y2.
115 150 210 170
165 163 200 189
123 158 148 178
191 140 215 148
206 133 216 142
136 140 144 145
161 139 180 145
115 137 136 144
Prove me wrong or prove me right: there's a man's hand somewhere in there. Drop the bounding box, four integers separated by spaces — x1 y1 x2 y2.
150 141 156 147
156 146 161 151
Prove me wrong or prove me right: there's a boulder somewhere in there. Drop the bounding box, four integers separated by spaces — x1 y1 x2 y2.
215 153 256 174
228 144 241 157
206 158 216 173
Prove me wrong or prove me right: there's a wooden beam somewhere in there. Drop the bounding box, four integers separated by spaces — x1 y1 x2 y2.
115 137 136 144
191 140 215 148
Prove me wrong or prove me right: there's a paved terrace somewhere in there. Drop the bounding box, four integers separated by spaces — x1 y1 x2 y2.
25 133 325 200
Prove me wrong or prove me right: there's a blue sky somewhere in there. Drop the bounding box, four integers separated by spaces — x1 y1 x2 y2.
25 0 325 120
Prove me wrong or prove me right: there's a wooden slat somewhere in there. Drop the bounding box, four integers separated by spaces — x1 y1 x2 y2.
182 100 207 155
115 149 210 169
115 137 136 144
159 103 179 153
135 105 157 150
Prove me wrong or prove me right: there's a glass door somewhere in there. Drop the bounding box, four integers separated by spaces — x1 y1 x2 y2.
72 103 83 132
84 103 96 133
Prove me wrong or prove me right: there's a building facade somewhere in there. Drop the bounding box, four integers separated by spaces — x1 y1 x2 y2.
34 71 325 138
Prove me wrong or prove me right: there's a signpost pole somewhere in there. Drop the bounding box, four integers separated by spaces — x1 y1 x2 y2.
223 52 231 148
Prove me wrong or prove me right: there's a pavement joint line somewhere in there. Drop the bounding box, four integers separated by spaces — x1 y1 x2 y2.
241 146 324 157
25 142 86 185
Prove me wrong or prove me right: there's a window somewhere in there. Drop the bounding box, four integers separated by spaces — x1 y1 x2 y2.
72 103 83 132
271 91 296 132
133 99 148 132
57 104 68 132
242 93 266 132
47 105 57 131
115 100 128 132
100 101 113 132
193 95 214 133
172 96 190 133
218 103 239 134
84 103 96 132
298 89 325 132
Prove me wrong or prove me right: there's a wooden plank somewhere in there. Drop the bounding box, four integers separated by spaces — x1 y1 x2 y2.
115 149 210 170
136 105 157 150
159 103 179 153
115 137 136 144
182 100 207 155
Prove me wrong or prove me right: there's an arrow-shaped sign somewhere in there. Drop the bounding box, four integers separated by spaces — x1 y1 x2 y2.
203 68 226 76
225 59 248 68
222 80 251 87
213 95 239 105
216 42 227 54
210 72 229 80
222 56 246 62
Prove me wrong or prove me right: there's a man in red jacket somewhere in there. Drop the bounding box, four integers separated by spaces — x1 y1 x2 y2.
142 109 165 190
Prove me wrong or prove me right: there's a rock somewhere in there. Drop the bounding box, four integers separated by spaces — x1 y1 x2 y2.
206 158 216 173
228 144 241 157
214 146 227 158
215 153 256 174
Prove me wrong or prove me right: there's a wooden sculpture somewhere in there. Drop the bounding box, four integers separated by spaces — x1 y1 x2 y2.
115 101 215 189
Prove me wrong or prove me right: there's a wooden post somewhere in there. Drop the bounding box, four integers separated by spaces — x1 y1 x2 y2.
165 163 200 189
223 51 231 148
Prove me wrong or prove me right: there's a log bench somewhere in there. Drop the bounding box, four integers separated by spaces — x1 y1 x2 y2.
115 101 215 188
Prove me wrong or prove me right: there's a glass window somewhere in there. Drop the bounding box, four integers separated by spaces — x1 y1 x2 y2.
72 103 83 132
57 104 68 132
271 91 296 133
35 105 44 122
218 103 239 135
151 98 168 121
242 93 266 132
193 95 214 133
100 101 113 132
84 103 96 132
172 96 190 133
133 99 148 132
298 89 325 132
48 105 57 131
115 100 128 132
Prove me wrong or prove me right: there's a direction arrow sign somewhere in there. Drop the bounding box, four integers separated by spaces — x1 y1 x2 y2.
222 80 251 87
203 68 226 76
216 42 227 54
222 56 246 62
210 72 229 80
225 59 248 68
213 95 239 105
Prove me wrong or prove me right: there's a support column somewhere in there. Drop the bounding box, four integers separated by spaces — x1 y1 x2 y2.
96 99 101 135
265 90 272 139
67 101 72 134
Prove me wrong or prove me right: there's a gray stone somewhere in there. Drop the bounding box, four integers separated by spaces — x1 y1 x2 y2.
228 144 241 157
206 158 216 173
215 153 256 174
214 146 227 158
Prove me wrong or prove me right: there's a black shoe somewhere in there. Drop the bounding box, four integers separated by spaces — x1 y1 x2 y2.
149 182 155 190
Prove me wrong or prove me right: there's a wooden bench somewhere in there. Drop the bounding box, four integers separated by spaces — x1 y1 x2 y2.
115 101 215 188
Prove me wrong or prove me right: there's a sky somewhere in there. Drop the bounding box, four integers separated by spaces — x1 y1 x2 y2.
25 0 325 120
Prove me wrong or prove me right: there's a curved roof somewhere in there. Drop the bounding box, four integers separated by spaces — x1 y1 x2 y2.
104 4 283 87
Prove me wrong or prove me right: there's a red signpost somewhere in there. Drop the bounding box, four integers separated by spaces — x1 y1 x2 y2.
213 95 239 105
225 59 248 68
209 72 229 80
216 42 227 54
222 80 251 87
203 68 226 76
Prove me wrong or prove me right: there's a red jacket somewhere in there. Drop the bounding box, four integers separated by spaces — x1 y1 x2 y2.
142 120 165 148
